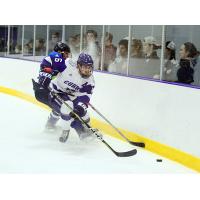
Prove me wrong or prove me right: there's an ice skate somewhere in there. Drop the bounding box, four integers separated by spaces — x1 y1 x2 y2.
45 120 57 131
45 114 60 131
79 127 98 141
59 130 70 143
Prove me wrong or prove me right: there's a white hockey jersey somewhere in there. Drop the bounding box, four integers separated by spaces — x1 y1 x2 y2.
50 58 95 103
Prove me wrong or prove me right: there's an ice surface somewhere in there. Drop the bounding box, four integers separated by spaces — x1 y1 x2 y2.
0 93 195 173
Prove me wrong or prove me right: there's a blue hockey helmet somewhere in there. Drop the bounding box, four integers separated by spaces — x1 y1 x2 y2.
77 53 94 66
77 53 94 78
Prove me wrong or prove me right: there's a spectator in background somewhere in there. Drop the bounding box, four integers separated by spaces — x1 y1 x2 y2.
143 36 160 60
35 38 46 56
142 36 161 79
103 32 117 71
74 34 80 52
131 39 143 58
24 39 33 55
83 30 101 70
0 37 6 52
9 40 16 53
68 34 80 61
162 41 179 81
192 51 200 86
108 39 128 74
177 42 198 84
49 32 60 52
14 44 22 54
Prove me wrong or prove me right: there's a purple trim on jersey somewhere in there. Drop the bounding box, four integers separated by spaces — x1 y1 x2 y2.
80 82 94 94
52 83 67 94
74 96 90 105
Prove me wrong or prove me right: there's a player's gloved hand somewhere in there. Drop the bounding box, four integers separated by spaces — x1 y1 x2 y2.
38 71 52 88
73 102 88 117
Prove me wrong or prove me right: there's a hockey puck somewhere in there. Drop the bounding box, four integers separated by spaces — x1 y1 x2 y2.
156 159 162 162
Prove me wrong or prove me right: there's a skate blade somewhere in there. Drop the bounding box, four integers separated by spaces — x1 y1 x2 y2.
59 132 70 143
59 136 68 143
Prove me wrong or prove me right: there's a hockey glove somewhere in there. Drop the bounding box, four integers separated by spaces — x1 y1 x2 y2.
38 71 52 88
69 102 88 119
74 102 88 117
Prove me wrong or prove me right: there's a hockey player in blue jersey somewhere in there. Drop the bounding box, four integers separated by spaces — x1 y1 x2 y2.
32 42 71 105
47 52 96 142
33 42 97 142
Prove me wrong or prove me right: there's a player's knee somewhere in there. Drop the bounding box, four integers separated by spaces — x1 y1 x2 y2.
60 101 74 115
61 113 71 121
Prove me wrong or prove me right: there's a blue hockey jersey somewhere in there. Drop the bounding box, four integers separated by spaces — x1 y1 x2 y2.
38 51 67 87
40 51 66 75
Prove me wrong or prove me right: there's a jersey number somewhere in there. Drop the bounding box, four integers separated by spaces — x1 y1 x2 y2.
55 58 62 62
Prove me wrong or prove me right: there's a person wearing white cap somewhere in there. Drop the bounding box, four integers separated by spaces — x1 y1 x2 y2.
143 36 161 60
139 36 161 79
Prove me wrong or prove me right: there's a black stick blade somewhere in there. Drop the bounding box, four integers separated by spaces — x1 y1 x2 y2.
102 140 137 157
114 149 137 157
129 141 145 148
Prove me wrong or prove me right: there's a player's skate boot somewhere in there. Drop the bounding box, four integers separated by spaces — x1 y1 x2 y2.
45 114 59 131
71 119 101 141
79 127 97 141
59 130 70 143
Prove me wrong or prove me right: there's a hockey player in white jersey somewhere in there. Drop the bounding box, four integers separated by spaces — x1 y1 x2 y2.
47 52 95 142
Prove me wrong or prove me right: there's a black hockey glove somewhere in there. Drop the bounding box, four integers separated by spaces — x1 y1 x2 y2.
38 72 52 88
32 79 50 105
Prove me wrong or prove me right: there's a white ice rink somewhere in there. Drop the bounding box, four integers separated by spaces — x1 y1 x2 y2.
0 50 199 200
0 92 195 173
0 58 196 173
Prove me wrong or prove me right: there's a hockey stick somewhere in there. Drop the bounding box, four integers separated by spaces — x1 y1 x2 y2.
88 103 145 148
48 88 137 157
